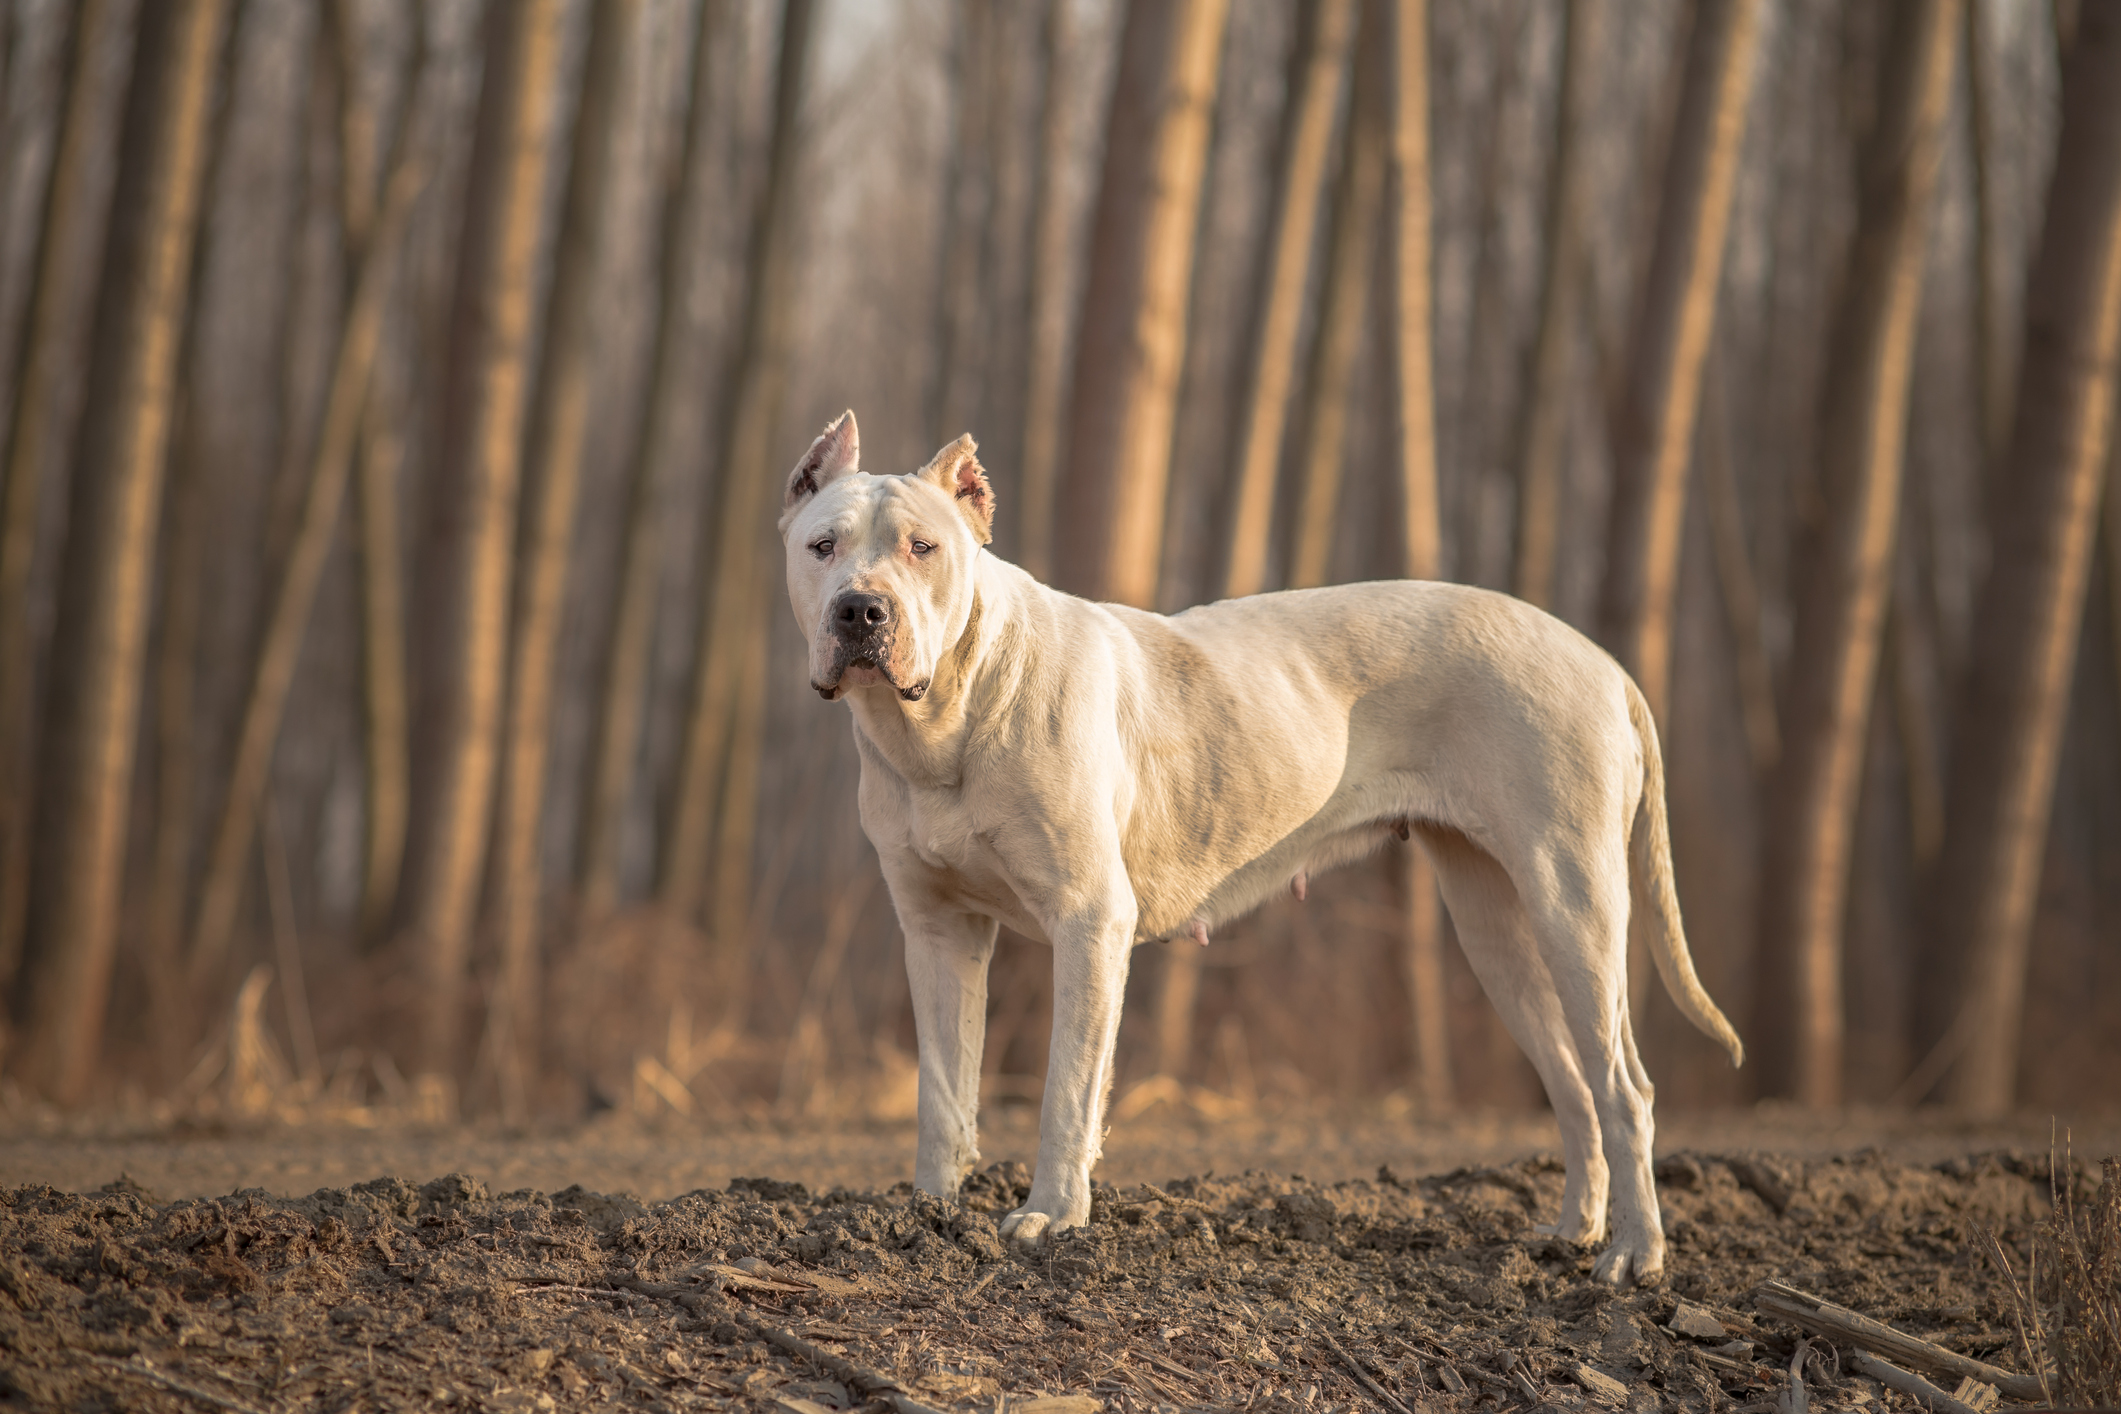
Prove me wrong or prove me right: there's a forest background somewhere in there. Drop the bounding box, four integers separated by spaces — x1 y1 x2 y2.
0 0 2116 1130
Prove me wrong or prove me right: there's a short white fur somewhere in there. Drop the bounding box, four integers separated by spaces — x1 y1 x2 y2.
779 412 1743 1285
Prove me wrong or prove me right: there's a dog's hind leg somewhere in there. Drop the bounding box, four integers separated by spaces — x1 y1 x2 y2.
1418 827 1609 1247
1515 840 1664 1285
902 907 1001 1200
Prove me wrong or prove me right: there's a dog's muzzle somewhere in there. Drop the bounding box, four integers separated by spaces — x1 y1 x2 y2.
814 592 927 701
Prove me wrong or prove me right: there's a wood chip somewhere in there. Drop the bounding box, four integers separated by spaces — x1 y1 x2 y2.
1671 1299 1730 1339
1572 1364 1631 1406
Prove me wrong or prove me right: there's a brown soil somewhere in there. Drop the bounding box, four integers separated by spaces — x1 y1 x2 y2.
0 1143 2099 1414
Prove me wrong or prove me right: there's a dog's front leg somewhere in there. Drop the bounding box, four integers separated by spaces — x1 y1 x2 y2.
902 906 1000 1199
1002 897 1136 1247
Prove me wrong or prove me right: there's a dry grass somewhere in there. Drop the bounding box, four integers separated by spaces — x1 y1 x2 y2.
1980 1147 2121 1409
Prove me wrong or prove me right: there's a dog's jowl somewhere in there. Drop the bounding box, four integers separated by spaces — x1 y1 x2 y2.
779 410 1743 1285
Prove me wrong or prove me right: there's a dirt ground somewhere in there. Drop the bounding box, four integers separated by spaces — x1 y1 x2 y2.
1 1106 2116 1413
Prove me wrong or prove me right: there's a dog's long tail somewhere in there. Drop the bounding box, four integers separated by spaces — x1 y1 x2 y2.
1624 676 1745 1067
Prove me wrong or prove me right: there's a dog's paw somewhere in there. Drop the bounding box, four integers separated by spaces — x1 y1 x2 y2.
1590 1235 1664 1287
999 1209 1053 1248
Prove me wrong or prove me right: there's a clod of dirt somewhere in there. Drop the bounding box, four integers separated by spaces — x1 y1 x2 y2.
0 1149 2086 1412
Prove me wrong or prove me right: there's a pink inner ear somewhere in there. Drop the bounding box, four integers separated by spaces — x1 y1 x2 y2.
955 461 984 501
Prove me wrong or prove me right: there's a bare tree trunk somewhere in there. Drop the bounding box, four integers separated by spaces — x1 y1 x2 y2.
1888 515 1947 869
2107 432 2121 727
1752 0 1960 1108
414 0 566 1075
1289 19 1386 592
1700 358 1779 776
1928 4 2121 1115
1221 0 1357 600
1015 0 1073 585
1598 0 1764 725
1965 0 2012 477
8 0 233 1104
1388 0 1448 1109
0 0 122 994
1512 0 1602 611
660 0 817 957
1053 0 1230 607
492 0 640 1120
577 0 726 925
190 131 428 994
929 0 997 444
357 366 411 942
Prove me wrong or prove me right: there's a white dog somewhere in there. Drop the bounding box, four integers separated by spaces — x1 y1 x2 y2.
779 412 1743 1284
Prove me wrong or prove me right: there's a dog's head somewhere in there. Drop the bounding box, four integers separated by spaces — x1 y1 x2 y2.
780 412 994 702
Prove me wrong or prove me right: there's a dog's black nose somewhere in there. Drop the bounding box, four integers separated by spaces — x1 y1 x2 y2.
834 592 892 636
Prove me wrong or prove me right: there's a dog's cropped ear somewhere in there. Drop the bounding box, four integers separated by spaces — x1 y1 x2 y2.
784 411 861 513
914 434 994 545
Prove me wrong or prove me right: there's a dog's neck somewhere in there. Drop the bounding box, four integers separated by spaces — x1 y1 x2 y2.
843 553 1021 789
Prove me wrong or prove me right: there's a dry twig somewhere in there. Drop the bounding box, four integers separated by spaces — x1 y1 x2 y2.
1316 1328 1415 1414
1844 1349 1986 1414
1753 1280 2043 1401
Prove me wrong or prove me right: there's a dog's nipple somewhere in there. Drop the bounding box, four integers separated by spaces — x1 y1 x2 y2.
1187 919 1210 948
1291 871 1308 903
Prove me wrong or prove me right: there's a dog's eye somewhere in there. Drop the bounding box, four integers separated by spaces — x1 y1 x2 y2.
911 539 934 557
810 538 833 559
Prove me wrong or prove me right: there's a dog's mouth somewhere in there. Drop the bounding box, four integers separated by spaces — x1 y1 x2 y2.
813 649 928 702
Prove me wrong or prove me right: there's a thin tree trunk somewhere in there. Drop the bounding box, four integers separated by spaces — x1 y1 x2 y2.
659 0 817 953
0 0 121 994
1289 18 1386 592
929 0 997 443
1965 0 2011 478
1054 0 1231 607
1700 356 1779 776
1888 517 1947 869
1929 4 2121 1115
9 0 233 1104
1388 0 1447 1109
578 0 724 925
1752 0 1959 1108
356 366 411 942
414 0 566 1074
1221 0 1357 600
189 135 428 994
1597 0 1764 725
2107 431 2121 728
1512 0 1602 611
492 0 639 1120
1015 0 1073 585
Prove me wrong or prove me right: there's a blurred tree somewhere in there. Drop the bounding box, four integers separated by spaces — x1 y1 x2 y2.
356 358 411 943
1964 0 2011 478
578 0 729 927
1752 0 1960 1108
10 0 233 1103
1512 0 1601 612
1388 0 1447 1109
1289 14 1387 594
662 0 818 988
1222 0 1357 601
412 0 567 1075
1927 2 2121 1116
1699 358 1779 777
1598 0 1764 724
930 0 998 446
1015 0 1075 585
0 0 121 997
1056 0 1231 607
493 0 642 1118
